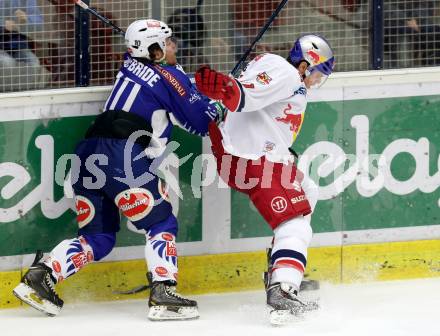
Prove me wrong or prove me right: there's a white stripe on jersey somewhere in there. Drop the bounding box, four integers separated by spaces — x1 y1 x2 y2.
122 83 141 111
109 80 129 110
104 72 123 111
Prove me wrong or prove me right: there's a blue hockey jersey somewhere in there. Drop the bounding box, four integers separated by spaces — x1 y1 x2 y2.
103 53 219 157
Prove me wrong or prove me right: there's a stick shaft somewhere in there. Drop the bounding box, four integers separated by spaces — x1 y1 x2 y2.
73 0 125 36
230 0 289 77
220 0 289 120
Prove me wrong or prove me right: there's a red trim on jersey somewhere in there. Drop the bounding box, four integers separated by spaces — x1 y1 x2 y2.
242 83 255 89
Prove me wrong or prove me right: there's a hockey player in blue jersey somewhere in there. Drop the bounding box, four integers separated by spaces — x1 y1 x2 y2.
13 19 219 320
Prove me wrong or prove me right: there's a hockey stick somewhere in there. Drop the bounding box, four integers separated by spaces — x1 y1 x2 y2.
113 272 152 295
73 0 288 77
72 0 125 36
73 0 288 75
73 0 205 38
230 0 289 77
113 284 150 295
217 0 289 120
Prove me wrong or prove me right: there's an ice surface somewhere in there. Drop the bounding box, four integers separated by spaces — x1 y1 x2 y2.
1 277 440 336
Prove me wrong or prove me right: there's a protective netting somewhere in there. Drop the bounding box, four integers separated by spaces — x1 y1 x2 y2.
383 0 440 68
1 0 439 92
163 0 370 73
0 0 147 92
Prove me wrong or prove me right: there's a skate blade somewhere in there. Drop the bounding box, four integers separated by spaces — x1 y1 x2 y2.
13 283 61 317
269 309 301 326
148 305 199 321
303 300 320 312
300 279 320 291
268 301 319 326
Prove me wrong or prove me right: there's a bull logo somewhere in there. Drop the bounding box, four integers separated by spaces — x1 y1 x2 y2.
256 72 272 85
275 103 304 134
307 49 326 65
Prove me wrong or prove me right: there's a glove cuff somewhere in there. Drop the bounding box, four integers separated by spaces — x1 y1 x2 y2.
222 78 244 113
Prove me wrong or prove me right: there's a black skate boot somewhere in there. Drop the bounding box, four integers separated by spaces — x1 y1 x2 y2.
13 251 63 316
147 273 198 321
267 282 318 325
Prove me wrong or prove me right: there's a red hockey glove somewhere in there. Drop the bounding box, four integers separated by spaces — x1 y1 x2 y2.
195 65 242 112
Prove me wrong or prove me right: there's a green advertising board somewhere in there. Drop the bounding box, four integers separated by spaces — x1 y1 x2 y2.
232 96 440 238
1 77 440 310
0 116 203 257
0 86 439 261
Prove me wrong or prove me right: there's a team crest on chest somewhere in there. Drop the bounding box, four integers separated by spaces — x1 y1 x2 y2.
115 188 155 221
256 72 272 85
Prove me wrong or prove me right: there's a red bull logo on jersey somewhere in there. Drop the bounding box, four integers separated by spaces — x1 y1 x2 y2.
306 49 327 65
115 188 154 222
256 72 272 85
275 103 304 141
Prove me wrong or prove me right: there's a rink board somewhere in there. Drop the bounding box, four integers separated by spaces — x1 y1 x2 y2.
0 68 440 309
2 240 440 309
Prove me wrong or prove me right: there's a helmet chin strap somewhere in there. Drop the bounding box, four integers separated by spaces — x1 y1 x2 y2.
156 53 167 63
152 49 167 63
291 59 310 81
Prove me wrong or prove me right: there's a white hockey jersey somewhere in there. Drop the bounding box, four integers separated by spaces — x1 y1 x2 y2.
220 53 307 163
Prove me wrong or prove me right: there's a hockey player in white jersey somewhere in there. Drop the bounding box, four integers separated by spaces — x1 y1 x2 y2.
195 34 334 324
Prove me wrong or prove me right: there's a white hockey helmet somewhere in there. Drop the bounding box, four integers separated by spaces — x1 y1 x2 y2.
125 19 172 60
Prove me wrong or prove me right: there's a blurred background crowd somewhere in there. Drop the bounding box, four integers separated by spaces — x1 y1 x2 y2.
1 0 439 92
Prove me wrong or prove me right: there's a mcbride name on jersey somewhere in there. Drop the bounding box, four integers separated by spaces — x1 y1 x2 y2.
104 53 219 157
221 53 307 163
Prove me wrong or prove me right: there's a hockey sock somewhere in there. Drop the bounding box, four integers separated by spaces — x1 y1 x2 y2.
270 216 313 289
145 230 178 282
44 236 95 282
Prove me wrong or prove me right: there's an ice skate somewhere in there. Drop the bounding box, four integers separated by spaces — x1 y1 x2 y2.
263 247 320 292
12 251 63 316
148 279 199 321
267 282 318 325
